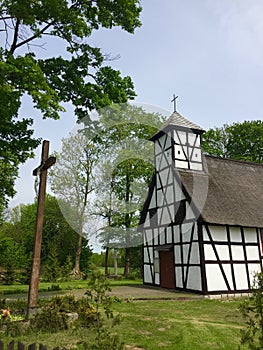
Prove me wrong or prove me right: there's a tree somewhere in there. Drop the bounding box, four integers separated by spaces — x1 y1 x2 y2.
202 120 263 163
0 0 141 214
94 104 164 276
0 195 92 279
50 132 96 276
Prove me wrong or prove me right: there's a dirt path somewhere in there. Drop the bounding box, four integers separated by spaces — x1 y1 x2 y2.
5 285 203 301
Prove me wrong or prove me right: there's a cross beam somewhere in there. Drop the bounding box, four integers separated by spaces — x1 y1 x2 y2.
27 140 56 318
171 94 178 112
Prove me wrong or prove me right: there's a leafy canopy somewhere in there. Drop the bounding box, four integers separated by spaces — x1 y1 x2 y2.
0 0 142 212
202 120 263 163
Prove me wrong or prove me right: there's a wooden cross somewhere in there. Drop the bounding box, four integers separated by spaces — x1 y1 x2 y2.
27 140 56 318
171 94 178 112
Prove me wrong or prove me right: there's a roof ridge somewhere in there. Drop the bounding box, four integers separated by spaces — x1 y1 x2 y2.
204 154 263 167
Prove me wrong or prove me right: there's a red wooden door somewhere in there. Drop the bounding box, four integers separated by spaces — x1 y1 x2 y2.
160 251 175 289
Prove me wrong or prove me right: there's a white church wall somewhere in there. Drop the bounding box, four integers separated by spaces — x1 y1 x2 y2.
144 265 152 284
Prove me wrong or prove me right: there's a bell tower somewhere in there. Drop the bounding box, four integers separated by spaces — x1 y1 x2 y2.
151 111 205 172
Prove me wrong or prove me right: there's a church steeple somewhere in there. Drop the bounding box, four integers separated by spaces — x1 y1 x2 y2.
151 111 205 172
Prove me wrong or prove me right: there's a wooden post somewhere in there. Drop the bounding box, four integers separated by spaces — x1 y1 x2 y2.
27 140 56 318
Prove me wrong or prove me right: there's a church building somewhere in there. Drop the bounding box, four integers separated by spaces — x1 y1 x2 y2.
139 111 263 295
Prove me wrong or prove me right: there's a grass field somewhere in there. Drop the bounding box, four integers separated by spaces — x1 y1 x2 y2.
0 279 249 350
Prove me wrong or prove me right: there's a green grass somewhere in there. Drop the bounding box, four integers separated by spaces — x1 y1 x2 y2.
0 277 143 297
112 299 245 350
0 298 247 350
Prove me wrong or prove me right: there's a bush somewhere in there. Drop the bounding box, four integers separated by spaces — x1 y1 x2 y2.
240 272 263 349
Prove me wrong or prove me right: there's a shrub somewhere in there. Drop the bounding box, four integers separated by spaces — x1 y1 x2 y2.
240 272 263 349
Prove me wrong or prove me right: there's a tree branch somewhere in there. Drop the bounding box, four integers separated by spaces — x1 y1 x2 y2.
10 21 55 54
10 18 20 54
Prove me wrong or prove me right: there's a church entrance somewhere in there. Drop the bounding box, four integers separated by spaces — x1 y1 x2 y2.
159 250 175 289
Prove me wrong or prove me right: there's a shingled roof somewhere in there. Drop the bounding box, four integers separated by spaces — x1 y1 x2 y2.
179 156 263 228
150 111 204 141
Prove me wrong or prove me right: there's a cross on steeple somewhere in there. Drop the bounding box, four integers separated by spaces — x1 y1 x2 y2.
171 94 178 112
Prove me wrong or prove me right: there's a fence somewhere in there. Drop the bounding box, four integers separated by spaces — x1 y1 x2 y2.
0 340 67 350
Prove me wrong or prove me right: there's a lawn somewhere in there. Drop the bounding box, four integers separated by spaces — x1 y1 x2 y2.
0 296 247 350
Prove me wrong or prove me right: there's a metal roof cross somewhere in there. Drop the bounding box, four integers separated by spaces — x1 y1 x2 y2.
171 94 178 112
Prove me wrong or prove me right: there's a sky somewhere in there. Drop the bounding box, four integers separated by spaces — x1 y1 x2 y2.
9 0 263 210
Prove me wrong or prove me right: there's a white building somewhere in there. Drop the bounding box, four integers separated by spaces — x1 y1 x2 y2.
139 112 263 295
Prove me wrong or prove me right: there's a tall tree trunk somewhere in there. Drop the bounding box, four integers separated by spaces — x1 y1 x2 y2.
124 247 130 276
73 233 82 277
104 246 109 276
124 168 131 277
113 249 118 276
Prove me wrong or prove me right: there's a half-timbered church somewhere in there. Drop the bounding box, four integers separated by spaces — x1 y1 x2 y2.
139 111 263 295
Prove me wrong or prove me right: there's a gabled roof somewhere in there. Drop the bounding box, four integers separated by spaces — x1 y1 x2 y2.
150 111 204 141
179 156 263 228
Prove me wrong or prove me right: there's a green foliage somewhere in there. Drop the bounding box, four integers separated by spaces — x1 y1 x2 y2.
0 0 141 211
202 120 263 163
85 269 124 349
30 294 97 333
239 272 263 349
42 246 61 282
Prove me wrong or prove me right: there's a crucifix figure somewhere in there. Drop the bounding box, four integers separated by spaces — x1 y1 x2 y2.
171 94 178 112
27 140 56 318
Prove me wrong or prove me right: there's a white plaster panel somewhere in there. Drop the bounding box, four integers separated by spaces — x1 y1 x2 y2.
154 249 159 258
155 273 160 285
145 230 153 244
188 133 196 147
175 144 186 160
174 180 185 201
175 159 189 169
158 134 166 149
246 246 260 260
209 225 227 241
206 264 228 292
222 264 234 290
190 147 202 161
230 227 242 242
177 131 187 144
166 227 172 244
148 247 153 263
155 142 161 155
149 193 156 209
183 244 190 264
144 248 149 263
165 132 172 149
174 131 180 144
144 265 152 283
216 245 230 261
174 226 180 243
175 267 183 288
234 264 249 290
166 185 174 204
144 212 150 228
186 204 196 220
153 229 159 246
244 228 258 243
248 264 261 286
190 243 200 264
157 189 164 208
181 223 193 242
160 153 169 170
231 246 244 261
159 168 169 186
159 229 165 245
190 162 203 171
156 154 162 171
187 267 202 291
202 227 209 241
159 206 171 226
174 245 181 264
204 244 217 261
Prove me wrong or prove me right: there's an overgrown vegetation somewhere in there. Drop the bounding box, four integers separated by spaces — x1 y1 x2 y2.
239 272 263 349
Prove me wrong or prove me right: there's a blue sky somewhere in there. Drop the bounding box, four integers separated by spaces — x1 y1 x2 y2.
10 0 263 207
